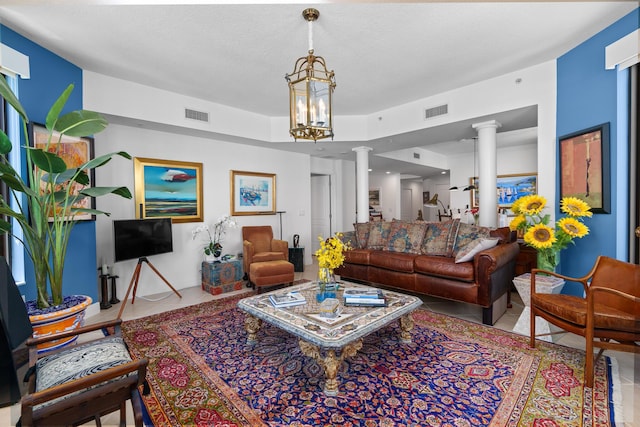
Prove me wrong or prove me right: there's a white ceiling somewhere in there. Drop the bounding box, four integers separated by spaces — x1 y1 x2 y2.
0 1 636 178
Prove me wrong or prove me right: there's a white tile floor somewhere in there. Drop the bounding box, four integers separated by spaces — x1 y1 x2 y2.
3 264 638 426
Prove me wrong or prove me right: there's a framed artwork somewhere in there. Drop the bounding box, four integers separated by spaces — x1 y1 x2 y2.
422 191 431 204
31 123 95 221
559 123 610 214
369 188 381 211
230 170 276 215
470 173 538 209
134 157 203 223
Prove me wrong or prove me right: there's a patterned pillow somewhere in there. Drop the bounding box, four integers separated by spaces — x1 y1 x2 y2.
455 237 499 263
385 221 428 253
353 223 370 249
421 219 459 256
366 221 392 250
453 223 491 255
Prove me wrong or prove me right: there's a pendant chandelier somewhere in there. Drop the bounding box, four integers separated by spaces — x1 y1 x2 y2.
285 8 336 142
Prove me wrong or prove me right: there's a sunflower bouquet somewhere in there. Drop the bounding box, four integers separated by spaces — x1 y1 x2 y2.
509 195 591 271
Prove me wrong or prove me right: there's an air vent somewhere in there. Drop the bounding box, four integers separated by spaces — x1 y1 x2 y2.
185 108 209 122
413 152 420 159
424 104 448 120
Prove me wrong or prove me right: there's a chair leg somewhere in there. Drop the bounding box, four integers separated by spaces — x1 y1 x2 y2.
119 401 127 427
529 307 536 349
131 389 144 427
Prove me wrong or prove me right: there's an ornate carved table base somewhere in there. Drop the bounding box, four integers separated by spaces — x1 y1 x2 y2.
244 315 262 344
299 339 363 396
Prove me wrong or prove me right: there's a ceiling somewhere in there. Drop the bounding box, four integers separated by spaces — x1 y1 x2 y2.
0 1 636 178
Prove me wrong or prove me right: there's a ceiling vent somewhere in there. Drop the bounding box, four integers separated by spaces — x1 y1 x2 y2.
413 152 420 159
424 104 448 120
185 108 209 123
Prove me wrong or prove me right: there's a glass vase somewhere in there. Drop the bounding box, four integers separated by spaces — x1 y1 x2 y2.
317 267 336 302
536 249 559 273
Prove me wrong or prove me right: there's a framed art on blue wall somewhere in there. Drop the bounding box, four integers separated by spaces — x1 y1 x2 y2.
31 123 96 221
559 123 610 214
134 157 203 223
230 170 276 215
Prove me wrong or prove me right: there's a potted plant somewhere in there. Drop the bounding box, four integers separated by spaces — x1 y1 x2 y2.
0 76 132 350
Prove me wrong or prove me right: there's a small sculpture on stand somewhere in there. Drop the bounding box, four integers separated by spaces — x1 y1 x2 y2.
98 265 111 309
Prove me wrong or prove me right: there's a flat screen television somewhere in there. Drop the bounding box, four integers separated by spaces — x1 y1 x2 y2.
113 218 173 262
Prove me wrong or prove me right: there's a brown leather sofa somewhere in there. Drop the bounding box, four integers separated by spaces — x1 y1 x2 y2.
336 220 519 325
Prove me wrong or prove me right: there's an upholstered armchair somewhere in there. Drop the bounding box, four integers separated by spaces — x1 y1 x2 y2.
529 255 640 388
242 226 289 274
0 257 148 426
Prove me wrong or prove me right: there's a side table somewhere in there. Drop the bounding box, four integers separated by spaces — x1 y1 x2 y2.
512 273 565 342
201 259 244 296
288 247 304 272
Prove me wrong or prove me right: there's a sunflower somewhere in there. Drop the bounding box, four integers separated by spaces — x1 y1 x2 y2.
510 197 524 215
524 224 557 249
557 217 589 238
518 195 546 215
560 197 593 218
508 215 526 231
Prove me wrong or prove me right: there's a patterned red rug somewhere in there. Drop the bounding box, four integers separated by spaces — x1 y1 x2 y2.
121 294 618 426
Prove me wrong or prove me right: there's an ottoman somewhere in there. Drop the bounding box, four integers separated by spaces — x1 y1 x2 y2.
249 260 295 292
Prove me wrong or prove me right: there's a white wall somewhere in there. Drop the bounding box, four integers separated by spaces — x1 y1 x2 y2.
94 124 312 299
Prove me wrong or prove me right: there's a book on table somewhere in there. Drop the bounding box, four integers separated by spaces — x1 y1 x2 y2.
343 288 384 299
343 288 386 306
269 291 306 308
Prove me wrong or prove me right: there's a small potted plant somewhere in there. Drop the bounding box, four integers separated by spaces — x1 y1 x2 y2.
0 76 132 351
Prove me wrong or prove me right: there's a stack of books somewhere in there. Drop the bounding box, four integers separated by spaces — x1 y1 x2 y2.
343 288 386 306
269 291 306 308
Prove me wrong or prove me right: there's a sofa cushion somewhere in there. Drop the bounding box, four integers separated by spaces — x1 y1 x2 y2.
453 223 491 255
414 254 474 281
385 221 428 254
370 251 417 273
455 237 500 263
367 221 392 250
421 219 459 256
343 248 373 265
353 223 370 249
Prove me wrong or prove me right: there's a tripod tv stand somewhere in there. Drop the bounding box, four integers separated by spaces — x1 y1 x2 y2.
117 257 182 319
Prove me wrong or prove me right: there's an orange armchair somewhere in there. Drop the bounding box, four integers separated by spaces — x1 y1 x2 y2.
530 255 640 387
242 226 289 276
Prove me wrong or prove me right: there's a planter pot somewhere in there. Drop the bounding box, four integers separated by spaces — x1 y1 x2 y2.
27 295 92 354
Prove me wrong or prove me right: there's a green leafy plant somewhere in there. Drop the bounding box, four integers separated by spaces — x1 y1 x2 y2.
0 75 132 309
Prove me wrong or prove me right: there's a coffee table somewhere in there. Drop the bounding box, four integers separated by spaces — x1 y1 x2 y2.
237 281 423 395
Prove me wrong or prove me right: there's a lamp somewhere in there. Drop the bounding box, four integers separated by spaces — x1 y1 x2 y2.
424 193 447 212
463 137 478 191
285 8 336 142
449 186 459 191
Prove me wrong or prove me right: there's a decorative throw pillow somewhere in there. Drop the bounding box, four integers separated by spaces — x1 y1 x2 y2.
353 223 370 249
421 219 458 256
453 223 491 255
455 237 499 263
385 221 428 253
366 221 392 250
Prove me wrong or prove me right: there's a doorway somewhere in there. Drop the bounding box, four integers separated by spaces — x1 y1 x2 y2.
310 175 332 254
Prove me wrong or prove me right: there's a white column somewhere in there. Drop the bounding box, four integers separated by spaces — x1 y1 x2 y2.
352 146 373 223
472 120 501 227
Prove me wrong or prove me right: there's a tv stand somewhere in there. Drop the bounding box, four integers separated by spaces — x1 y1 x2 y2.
117 257 182 319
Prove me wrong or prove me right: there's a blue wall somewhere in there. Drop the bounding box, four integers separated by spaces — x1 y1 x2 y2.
556 9 639 295
1 26 98 303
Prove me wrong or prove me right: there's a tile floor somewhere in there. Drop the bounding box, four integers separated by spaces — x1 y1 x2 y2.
3 264 638 426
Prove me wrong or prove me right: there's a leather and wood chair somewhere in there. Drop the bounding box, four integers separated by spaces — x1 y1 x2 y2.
529 255 640 388
0 257 148 426
242 226 294 291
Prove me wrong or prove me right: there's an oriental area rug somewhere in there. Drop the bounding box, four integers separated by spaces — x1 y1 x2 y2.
121 294 619 427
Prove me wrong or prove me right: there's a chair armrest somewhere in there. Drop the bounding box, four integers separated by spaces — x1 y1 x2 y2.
272 239 289 260
588 286 640 302
25 318 123 348
530 268 589 295
243 240 255 275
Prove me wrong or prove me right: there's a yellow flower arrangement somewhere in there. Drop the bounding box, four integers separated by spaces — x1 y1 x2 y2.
315 232 351 283
509 195 591 271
